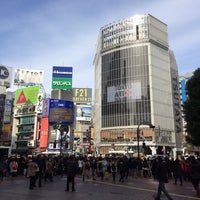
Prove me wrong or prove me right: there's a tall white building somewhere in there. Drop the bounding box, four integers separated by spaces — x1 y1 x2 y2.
94 14 182 156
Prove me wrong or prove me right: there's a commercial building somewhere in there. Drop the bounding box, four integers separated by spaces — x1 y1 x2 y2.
94 14 182 156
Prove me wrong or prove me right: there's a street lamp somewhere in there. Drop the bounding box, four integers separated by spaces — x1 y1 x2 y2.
137 122 155 158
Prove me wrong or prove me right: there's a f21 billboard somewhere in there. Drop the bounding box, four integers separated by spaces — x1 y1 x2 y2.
52 66 73 90
43 99 74 124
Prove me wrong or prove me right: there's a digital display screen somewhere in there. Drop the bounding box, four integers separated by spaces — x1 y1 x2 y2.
49 108 73 124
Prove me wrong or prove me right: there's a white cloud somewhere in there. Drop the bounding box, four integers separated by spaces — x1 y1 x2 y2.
1 0 200 94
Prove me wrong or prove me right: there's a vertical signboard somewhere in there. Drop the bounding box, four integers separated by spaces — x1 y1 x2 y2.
42 98 50 118
40 118 49 148
52 66 73 89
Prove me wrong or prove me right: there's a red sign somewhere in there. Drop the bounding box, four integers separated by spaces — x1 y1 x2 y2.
40 118 49 148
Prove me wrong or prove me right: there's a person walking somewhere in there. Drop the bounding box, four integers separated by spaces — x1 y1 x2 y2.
110 160 117 182
82 157 90 181
44 157 53 182
154 156 173 200
36 154 45 187
173 157 183 185
189 156 200 197
65 155 78 192
27 157 38 190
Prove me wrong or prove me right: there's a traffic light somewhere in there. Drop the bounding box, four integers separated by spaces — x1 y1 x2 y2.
53 140 57 148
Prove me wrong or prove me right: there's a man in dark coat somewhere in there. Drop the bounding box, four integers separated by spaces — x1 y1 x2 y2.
65 155 78 192
154 156 173 200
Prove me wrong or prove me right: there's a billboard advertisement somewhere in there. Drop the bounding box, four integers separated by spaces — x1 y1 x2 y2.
0 65 12 88
49 99 74 124
76 105 92 121
73 88 92 103
107 81 141 102
14 68 44 85
14 85 40 106
52 66 73 89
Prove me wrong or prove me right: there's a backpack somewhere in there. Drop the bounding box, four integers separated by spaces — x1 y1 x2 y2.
12 162 17 170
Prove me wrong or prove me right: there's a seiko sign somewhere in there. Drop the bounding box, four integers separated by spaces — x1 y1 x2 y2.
0 66 9 79
15 106 36 115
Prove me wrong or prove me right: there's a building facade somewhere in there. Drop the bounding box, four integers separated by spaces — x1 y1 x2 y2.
94 14 182 156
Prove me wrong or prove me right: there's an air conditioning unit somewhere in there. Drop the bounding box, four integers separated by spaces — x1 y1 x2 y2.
27 140 35 147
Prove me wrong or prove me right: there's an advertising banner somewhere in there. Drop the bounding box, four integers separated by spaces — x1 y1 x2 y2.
49 99 74 124
107 81 141 102
76 105 92 121
0 65 12 88
14 68 44 85
14 85 40 106
40 118 49 148
52 66 73 89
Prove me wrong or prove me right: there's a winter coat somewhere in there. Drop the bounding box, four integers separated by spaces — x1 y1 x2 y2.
156 159 168 183
27 161 38 177
65 159 78 177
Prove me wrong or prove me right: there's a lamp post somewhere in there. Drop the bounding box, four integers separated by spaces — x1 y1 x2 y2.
137 122 155 158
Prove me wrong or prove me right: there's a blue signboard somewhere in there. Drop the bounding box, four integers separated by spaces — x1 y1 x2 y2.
49 99 74 124
52 66 73 78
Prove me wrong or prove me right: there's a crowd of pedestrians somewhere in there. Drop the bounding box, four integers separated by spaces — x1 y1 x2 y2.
0 153 200 198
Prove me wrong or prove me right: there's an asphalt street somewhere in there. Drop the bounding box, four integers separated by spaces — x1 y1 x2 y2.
0 174 199 200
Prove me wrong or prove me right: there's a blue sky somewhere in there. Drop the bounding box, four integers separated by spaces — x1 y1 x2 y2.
0 0 200 95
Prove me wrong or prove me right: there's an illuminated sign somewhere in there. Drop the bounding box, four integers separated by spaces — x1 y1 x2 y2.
49 99 74 124
73 88 92 102
14 85 40 106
